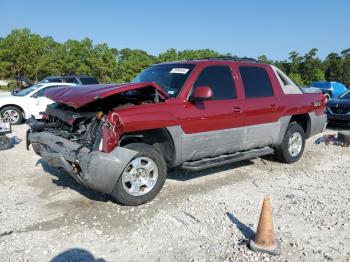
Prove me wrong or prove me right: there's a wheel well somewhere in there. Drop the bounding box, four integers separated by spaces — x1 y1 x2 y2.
290 114 311 138
119 128 175 165
0 104 25 117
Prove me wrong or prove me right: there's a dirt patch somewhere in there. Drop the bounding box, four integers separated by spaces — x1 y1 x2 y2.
0 124 349 261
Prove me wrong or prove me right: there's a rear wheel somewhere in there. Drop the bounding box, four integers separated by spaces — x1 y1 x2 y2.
0 106 23 125
111 143 167 206
275 122 305 163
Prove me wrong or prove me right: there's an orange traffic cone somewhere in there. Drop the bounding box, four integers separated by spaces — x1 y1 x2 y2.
249 196 281 255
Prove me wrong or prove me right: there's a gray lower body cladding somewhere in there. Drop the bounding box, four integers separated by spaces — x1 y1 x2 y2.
167 113 327 166
167 117 289 165
307 112 327 137
29 131 137 195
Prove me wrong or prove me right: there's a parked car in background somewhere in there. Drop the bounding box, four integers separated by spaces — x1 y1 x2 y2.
10 75 98 94
326 89 350 126
41 75 99 85
28 57 327 205
311 81 348 101
0 83 75 124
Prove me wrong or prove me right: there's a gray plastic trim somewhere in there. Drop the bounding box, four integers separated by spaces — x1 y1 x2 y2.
167 117 291 165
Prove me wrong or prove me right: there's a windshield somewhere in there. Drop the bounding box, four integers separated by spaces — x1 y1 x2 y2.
339 89 350 99
80 77 98 85
13 84 44 96
131 64 195 97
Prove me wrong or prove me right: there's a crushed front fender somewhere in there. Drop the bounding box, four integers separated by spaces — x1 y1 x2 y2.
28 131 138 195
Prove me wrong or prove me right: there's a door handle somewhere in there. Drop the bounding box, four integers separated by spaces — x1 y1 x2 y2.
232 106 242 113
269 104 276 111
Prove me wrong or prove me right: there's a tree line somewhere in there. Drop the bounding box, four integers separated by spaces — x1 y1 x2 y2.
0 28 349 86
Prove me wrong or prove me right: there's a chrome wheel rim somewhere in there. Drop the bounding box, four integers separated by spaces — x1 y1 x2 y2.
121 157 158 196
3 109 19 124
288 132 302 157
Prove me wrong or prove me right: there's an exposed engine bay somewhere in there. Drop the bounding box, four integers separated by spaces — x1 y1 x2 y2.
28 88 162 151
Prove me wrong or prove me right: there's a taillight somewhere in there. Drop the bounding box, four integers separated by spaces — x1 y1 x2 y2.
313 93 326 108
320 93 326 107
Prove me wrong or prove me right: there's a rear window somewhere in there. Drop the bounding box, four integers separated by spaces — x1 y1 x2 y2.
239 66 274 98
80 77 98 85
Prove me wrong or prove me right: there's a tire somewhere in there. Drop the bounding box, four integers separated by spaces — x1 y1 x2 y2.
0 106 23 125
0 136 12 150
275 122 305 163
338 131 350 144
111 143 167 206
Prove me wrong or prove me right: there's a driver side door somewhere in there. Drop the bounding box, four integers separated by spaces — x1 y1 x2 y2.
179 65 245 161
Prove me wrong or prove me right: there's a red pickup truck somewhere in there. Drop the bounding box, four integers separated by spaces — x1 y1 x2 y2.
27 58 327 205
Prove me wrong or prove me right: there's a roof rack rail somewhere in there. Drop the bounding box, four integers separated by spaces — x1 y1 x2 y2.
188 56 259 63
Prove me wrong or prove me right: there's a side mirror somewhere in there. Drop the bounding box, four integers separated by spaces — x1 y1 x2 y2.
190 86 213 101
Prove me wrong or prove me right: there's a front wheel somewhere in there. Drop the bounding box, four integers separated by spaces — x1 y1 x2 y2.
275 122 305 163
0 106 23 125
111 143 167 206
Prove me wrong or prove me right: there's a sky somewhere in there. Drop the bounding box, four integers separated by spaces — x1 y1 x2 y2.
0 0 349 60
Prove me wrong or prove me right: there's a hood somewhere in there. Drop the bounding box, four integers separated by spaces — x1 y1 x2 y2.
44 82 168 109
0 94 23 105
327 98 350 107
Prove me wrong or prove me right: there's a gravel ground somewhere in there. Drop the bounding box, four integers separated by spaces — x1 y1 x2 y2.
0 124 349 262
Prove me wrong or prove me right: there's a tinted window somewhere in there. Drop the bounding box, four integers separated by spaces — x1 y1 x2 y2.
239 66 273 98
47 77 63 83
340 90 350 99
13 84 43 96
80 77 99 85
34 85 63 98
193 66 236 100
65 77 76 83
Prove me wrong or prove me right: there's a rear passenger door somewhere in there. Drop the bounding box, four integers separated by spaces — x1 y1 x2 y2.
238 65 282 149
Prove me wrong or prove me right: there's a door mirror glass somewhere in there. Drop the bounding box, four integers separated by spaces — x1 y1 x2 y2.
190 86 213 101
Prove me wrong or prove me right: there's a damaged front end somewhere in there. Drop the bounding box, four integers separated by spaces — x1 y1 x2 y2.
27 83 165 195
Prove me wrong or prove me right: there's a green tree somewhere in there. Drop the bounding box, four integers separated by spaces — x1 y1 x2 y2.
158 48 178 62
288 73 304 86
116 49 155 82
300 48 324 84
88 44 117 83
324 52 343 81
258 55 272 64
288 51 302 75
0 28 52 80
341 48 350 84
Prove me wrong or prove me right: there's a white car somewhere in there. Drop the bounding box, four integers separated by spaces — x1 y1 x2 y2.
0 83 75 125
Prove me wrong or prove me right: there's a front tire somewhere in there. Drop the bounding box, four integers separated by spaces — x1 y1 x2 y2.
0 106 23 125
275 122 305 163
111 143 167 206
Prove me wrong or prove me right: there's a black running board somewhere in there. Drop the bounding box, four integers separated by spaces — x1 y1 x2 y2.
181 147 274 171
